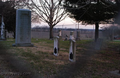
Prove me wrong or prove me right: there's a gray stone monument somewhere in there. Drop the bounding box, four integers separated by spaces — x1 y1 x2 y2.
53 36 59 56
0 16 5 40
13 9 33 47
69 39 76 62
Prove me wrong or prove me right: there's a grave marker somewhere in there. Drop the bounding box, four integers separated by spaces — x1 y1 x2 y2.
69 31 75 40
0 16 5 40
53 36 59 56
69 31 76 62
69 39 76 62
13 9 33 47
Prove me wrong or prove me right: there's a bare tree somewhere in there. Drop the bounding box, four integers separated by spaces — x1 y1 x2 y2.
17 0 67 39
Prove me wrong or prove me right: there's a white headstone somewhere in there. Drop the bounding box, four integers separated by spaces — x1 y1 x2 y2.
0 16 5 40
53 36 59 56
69 40 76 62
13 9 33 47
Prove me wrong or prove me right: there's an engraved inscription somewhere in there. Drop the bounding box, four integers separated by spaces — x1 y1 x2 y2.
19 11 31 43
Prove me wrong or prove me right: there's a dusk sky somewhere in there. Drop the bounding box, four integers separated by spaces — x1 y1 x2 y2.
31 0 117 29
32 17 111 29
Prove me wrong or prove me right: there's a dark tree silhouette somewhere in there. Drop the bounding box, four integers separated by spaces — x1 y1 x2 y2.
63 0 118 41
0 0 16 38
114 0 120 25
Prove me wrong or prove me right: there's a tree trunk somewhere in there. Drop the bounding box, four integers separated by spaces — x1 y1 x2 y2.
49 0 54 39
49 26 53 39
95 22 99 42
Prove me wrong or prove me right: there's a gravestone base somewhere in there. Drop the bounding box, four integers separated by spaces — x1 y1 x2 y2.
12 43 34 47
0 38 6 41
0 39 6 41
109 70 120 76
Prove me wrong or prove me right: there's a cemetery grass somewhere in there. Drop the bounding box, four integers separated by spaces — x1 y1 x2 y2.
0 38 120 78
81 40 120 78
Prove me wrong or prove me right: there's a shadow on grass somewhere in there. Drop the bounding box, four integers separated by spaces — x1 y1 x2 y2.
0 42 42 78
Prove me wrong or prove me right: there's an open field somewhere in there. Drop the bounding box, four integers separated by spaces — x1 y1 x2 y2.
0 38 120 78
7 29 104 40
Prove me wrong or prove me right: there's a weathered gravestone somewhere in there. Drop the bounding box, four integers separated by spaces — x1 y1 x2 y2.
53 36 59 56
69 31 76 62
69 39 76 62
69 31 75 40
13 9 33 47
0 16 6 40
